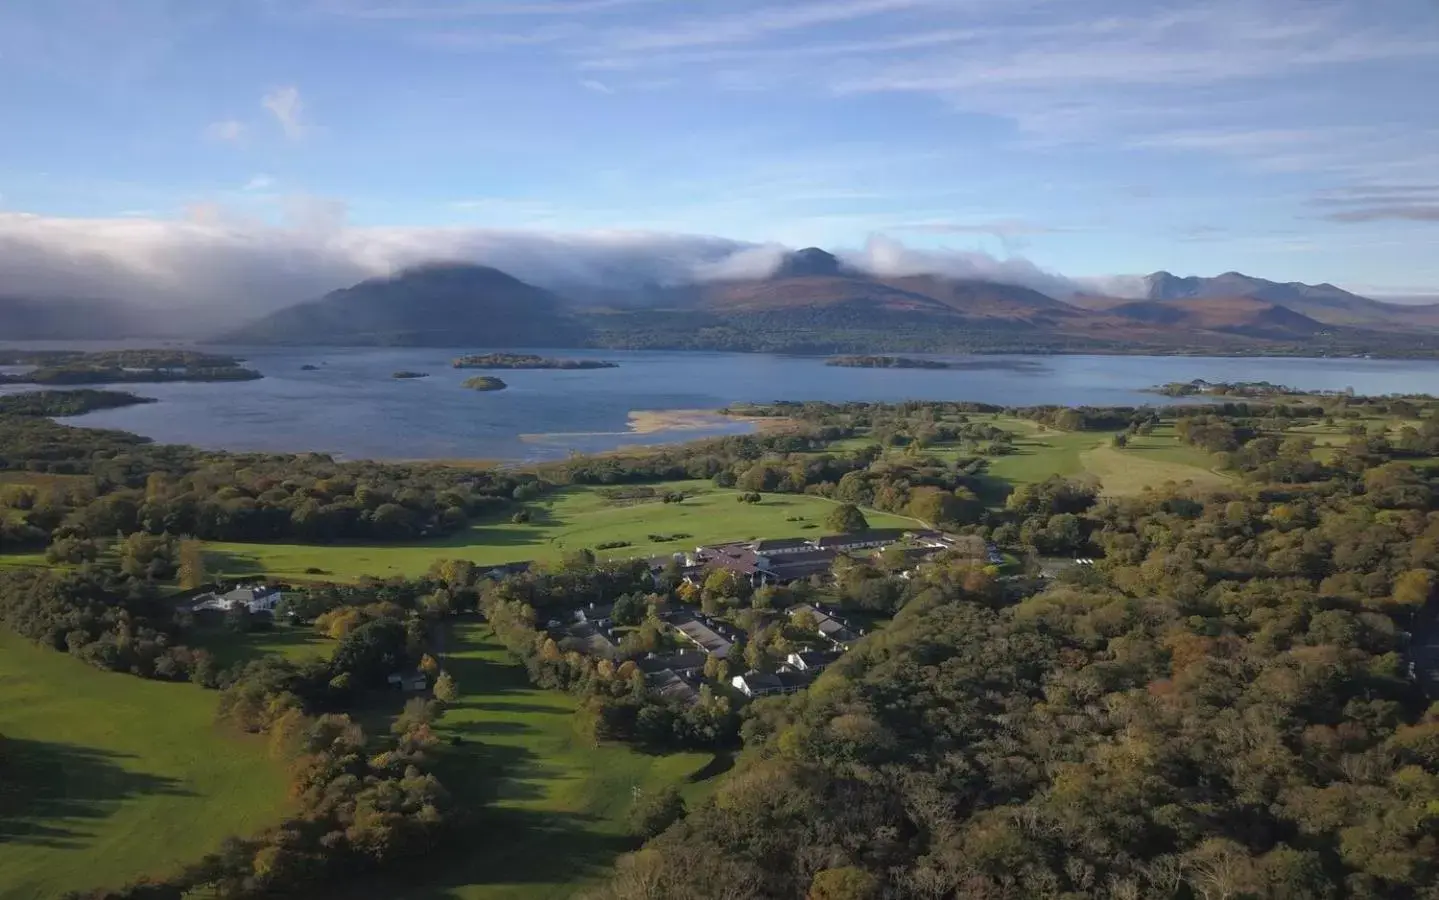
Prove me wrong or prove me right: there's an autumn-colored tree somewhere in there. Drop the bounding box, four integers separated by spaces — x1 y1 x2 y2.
177 539 207 590
433 671 459 703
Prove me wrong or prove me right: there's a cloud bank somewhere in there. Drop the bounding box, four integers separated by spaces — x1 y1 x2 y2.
0 211 1112 332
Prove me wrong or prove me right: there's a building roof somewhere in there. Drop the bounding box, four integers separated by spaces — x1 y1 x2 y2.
638 649 708 675
792 649 842 669
790 604 857 644
752 537 812 552
813 528 910 549
705 548 764 577
647 669 700 706
673 615 733 657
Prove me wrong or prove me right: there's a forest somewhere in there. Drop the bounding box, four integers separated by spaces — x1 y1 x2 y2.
3 387 1439 898
583 393 1439 900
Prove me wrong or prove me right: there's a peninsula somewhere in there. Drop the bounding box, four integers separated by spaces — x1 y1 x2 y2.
452 353 618 370
0 389 157 416
462 376 508 391
826 355 953 370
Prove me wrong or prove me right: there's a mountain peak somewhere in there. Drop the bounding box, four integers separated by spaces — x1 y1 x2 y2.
773 247 842 279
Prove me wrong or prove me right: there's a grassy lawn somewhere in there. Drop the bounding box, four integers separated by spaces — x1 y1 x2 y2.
202 480 919 583
340 621 717 900
982 417 1097 484
0 551 46 570
977 418 1231 498
0 631 290 899
188 620 335 668
1079 443 1232 496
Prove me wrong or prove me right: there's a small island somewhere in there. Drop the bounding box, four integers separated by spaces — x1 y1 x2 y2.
452 353 618 370
392 371 430 379
826 355 953 370
462 376 508 392
0 389 157 417
0 349 263 385
300 364 320 371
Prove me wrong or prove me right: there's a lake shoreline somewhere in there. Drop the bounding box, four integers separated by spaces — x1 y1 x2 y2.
4 346 1435 462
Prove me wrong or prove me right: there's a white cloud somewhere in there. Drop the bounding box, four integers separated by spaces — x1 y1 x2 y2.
262 86 307 139
304 0 663 19
206 119 246 142
846 234 1081 298
243 174 276 192
0 211 1130 331
579 78 614 94
0 211 761 328
602 0 946 53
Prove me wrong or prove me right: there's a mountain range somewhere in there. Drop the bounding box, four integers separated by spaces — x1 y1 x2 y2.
9 248 1439 356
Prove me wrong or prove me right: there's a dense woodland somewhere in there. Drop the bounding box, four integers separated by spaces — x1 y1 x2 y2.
4 389 1439 898
586 395 1439 900
0 411 534 550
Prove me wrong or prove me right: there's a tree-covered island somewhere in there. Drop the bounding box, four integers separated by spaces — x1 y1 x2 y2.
451 352 618 369
461 375 508 391
0 349 262 385
825 355 953 369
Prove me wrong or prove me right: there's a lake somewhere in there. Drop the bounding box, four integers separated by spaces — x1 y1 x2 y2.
4 346 1438 461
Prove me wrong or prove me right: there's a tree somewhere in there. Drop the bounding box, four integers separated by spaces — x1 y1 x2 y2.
612 593 647 626
1389 568 1433 612
433 671 459 703
627 784 686 839
177 539 207 590
825 503 869 534
809 867 880 900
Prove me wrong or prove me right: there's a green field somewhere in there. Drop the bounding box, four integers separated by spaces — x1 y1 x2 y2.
0 632 290 899
202 480 920 583
342 622 716 900
188 620 335 668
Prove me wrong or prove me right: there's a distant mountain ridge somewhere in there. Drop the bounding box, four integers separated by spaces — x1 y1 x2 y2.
222 262 586 347
1138 270 1439 328
9 249 1439 356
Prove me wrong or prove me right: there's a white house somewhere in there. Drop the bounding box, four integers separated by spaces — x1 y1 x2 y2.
190 584 283 614
730 671 807 698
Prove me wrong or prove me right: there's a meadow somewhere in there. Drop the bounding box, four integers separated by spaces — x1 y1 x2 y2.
0 631 290 899
331 621 718 900
202 480 920 583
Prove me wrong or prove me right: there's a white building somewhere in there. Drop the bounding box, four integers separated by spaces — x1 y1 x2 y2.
190 584 283 614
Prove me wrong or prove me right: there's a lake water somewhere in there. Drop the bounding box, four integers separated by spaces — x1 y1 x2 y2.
4 346 1438 461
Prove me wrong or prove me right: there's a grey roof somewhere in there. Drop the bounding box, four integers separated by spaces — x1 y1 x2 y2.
647 669 700 706
752 537 812 552
813 529 909 549
673 616 733 657
638 649 708 674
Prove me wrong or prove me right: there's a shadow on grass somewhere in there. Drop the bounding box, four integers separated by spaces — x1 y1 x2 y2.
465 701 569 716
190 621 329 668
315 805 633 900
0 738 192 848
687 751 734 783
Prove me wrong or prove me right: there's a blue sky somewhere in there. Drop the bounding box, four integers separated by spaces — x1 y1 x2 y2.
1 0 1437 304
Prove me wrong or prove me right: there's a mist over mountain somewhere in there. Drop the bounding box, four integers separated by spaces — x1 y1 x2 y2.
4 211 1439 352
222 262 584 347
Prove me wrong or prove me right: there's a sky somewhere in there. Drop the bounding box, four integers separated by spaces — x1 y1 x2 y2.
0 0 1437 309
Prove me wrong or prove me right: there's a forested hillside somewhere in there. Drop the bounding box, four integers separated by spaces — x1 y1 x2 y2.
591 397 1439 900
